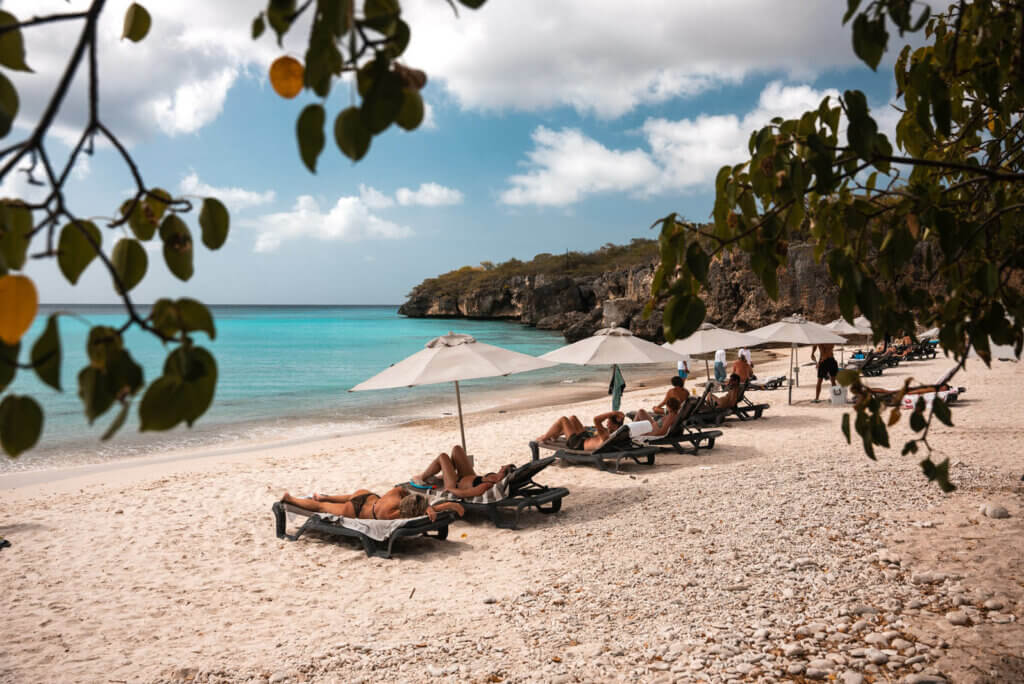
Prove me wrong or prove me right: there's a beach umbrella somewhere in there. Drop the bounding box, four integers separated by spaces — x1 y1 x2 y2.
853 315 873 335
748 315 847 404
540 327 686 407
662 322 761 380
350 331 558 452
826 318 870 364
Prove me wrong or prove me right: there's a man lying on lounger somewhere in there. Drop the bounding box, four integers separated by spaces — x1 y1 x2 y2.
407 444 514 498
536 411 626 450
631 397 683 437
281 487 464 522
652 376 689 415
705 374 743 409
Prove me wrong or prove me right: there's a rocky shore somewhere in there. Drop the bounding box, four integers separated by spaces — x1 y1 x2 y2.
399 244 843 342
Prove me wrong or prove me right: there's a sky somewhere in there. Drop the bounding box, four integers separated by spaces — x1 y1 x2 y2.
4 0 909 305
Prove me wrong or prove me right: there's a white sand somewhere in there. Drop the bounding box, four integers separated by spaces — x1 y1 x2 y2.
0 350 1021 683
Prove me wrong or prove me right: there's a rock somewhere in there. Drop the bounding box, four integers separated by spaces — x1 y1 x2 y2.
979 502 1010 518
483 597 497 604
848 603 878 615
944 610 970 626
782 643 806 657
983 599 1004 611
902 675 947 684
989 613 1013 623
787 663 806 676
865 649 889 665
841 672 865 684
687 526 702 534
724 583 750 591
792 557 818 570
268 672 293 684
850 620 870 633
805 668 828 680
864 633 889 648
910 571 947 585
808 659 834 670
796 622 829 637
892 638 914 651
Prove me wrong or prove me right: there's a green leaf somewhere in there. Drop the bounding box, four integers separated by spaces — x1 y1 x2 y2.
851 14 887 70
0 202 31 270
138 375 185 431
159 214 194 281
836 369 859 387
251 12 266 39
296 104 326 173
685 242 710 284
395 88 424 131
932 396 953 426
120 199 157 241
122 3 152 42
111 238 148 293
334 107 371 161
57 220 101 285
842 0 863 23
145 188 172 224
164 346 218 426
198 197 229 249
0 11 32 72
0 394 42 456
176 298 216 339
0 71 19 138
0 340 18 392
100 401 131 441
78 365 115 423
383 18 411 58
30 314 60 391
841 412 851 444
86 326 122 371
664 294 706 342
360 70 404 134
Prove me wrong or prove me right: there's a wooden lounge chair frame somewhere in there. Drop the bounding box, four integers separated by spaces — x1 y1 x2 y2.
427 457 570 529
272 502 455 558
529 425 657 473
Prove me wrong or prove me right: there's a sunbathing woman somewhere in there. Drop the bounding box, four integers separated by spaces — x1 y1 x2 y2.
536 411 625 450
408 444 514 497
281 487 464 522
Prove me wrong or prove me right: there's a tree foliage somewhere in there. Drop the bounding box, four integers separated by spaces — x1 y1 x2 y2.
648 0 1024 490
0 0 485 457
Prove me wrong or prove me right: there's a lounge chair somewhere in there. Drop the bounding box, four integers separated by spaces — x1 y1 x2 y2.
847 350 886 377
863 365 966 408
529 424 657 473
688 381 770 425
272 501 456 558
748 375 787 390
424 457 569 529
636 387 723 453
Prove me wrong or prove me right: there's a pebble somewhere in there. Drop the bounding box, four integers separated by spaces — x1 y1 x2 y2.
782 643 806 657
944 610 970 626
483 597 497 604
841 672 865 684
808 658 834 670
979 502 1010 518
902 675 947 683
865 649 889 665
910 571 947 585
848 603 877 615
892 638 914 651
805 668 828 680
864 632 889 647
787 663 805 675
983 599 1004 611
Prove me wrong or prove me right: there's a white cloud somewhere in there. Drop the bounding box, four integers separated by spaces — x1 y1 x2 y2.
178 171 275 212
5 1 282 144
499 127 659 206
404 0 860 117
359 184 395 209
421 100 437 130
395 182 464 206
499 82 846 206
246 195 412 253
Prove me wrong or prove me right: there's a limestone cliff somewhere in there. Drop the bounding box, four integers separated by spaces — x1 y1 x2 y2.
399 243 840 341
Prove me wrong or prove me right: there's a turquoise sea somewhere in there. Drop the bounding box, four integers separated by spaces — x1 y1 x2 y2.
2 305 610 473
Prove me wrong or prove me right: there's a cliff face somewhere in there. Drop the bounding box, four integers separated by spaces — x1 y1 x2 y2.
399 243 840 341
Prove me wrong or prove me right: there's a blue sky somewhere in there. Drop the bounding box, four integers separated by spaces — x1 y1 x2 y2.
6 1 906 305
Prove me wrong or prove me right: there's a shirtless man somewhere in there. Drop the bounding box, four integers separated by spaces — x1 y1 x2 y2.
653 376 689 415
536 411 625 450
732 355 753 383
633 397 682 437
708 374 743 409
810 342 839 401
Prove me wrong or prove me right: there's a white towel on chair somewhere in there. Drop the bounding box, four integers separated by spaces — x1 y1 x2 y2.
626 420 653 438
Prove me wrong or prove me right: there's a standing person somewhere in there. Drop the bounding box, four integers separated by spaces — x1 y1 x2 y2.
677 354 690 382
738 347 753 374
714 348 727 382
810 343 839 402
732 354 753 383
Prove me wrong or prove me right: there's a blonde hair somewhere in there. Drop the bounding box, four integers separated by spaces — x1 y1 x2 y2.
399 493 429 518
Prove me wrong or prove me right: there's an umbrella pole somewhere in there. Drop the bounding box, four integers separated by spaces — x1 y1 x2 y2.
454 380 467 454
705 358 710 385
788 345 794 405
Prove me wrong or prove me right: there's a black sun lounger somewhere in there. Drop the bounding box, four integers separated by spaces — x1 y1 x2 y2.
273 502 455 558
425 457 569 529
638 387 723 454
687 381 770 425
529 425 657 473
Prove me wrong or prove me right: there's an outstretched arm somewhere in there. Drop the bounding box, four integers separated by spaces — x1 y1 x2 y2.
593 411 625 427
444 482 493 498
427 502 465 521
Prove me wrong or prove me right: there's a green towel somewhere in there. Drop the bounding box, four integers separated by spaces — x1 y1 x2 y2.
609 364 626 411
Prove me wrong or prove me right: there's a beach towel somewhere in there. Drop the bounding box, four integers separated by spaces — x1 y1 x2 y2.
609 364 626 411
281 503 422 542
626 420 653 438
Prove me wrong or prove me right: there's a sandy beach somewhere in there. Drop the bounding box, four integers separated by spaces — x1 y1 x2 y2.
1 350 1021 683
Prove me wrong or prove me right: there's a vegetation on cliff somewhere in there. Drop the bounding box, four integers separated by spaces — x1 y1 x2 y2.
407 239 658 298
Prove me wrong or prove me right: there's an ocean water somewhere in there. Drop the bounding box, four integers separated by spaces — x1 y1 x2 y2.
2 305 613 473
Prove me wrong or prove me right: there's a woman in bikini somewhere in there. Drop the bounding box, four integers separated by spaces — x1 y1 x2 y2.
281 486 464 522
409 444 514 497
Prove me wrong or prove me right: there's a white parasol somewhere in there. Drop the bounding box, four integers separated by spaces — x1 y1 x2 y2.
748 315 847 404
